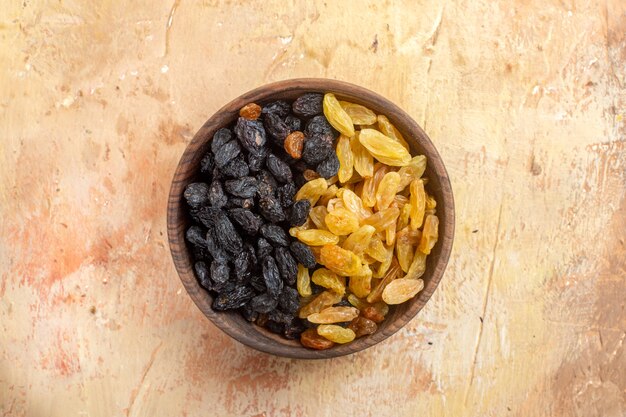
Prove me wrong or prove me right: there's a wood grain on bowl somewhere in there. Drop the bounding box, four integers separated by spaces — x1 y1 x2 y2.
167 79 455 359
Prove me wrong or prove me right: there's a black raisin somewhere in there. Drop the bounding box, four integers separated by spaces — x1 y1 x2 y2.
211 210 243 255
210 260 230 287
194 261 211 289
250 275 266 293
283 319 306 339
276 183 296 207
289 199 311 227
264 113 291 146
292 93 323 117
211 128 234 154
225 197 255 210
184 183 210 208
262 256 283 297
284 115 302 132
208 180 228 208
224 177 258 198
234 117 266 156
212 285 255 310
214 140 241 168
258 197 286 223
234 249 253 281
240 303 258 322
185 225 206 248
260 224 289 247
256 170 277 198
266 153 293 183
261 100 290 117
268 309 292 324
228 208 262 235
275 247 298 285
265 320 284 334
205 228 228 261
250 292 278 313
278 287 300 315
302 135 333 165
256 237 273 259
221 155 249 178
304 115 337 139
247 148 267 173
200 152 214 174
316 152 340 179
289 241 317 269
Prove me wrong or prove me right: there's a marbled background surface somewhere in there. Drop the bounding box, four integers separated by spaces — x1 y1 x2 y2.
1 1 624 416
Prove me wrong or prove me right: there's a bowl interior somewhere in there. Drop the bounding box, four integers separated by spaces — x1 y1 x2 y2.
167 79 454 359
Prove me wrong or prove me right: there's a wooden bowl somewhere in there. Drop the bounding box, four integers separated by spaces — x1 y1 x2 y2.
167 79 454 359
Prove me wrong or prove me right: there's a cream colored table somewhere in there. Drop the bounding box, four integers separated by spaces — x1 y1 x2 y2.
1 1 624 416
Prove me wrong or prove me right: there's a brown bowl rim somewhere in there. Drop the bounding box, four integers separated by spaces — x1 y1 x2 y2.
167 78 455 359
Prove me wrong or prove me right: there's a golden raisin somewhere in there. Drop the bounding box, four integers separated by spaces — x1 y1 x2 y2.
349 267 372 298
418 214 439 254
307 306 359 324
338 101 377 125
338 188 372 220
397 155 427 191
239 103 262 120
409 179 426 229
336 135 354 183
377 114 410 150
284 131 305 159
405 250 427 280
317 324 356 343
382 278 424 304
375 172 401 211
309 205 329 230
395 227 414 273
359 128 411 166
311 268 346 295
366 237 387 262
296 229 340 246
318 184 338 207
363 207 400 232
295 178 328 205
368 258 400 302
325 208 360 235
296 264 312 297
298 290 343 318
323 93 355 137
351 133 374 178
319 245 363 276
342 225 377 255
300 328 335 350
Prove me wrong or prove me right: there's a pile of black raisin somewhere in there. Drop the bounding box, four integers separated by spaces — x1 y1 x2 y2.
183 94 340 339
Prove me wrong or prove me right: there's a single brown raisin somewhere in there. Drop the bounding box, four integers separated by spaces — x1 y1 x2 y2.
303 169 320 181
300 328 335 350
239 103 262 120
284 131 305 159
361 306 385 323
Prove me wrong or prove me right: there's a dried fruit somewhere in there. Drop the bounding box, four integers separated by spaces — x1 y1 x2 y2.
212 286 255 310
319 245 362 276
296 229 340 246
224 177 257 198
375 172 401 211
359 129 411 166
342 225 376 255
316 153 340 179
266 153 293 183
303 169 320 181
214 140 242 169
308 205 329 230
256 237 273 259
200 152 214 174
211 128 234 154
365 237 387 262
336 135 354 183
397 155 427 191
373 244 394 278
311 268 346 295
296 264 312 297
235 117 267 156
361 306 385 323
302 134 333 165
295 178 328 205
397 203 412 230
300 328 335 350
284 131 304 159
290 199 311 226
418 214 439 254
258 196 286 222
395 227 414 272
382 278 424 304
363 207 400 232
250 292 278 313
405 250 427 280
298 290 343 318
367 258 400 303
318 184 338 207
348 317 378 338
317 324 356 343
277 183 297 207
377 114 410 150
349 266 372 298
425 193 437 210
221 155 250 178
239 103 262 120
351 133 374 178
290 242 317 269
228 208 262 235
325 208 360 235
184 183 210 208
338 101 377 125
385 222 396 246
262 100 290 117
260 223 290 246
323 93 355 137
361 164 389 208
292 93 323 117
275 247 298 285
307 306 359 324
407 179 426 230
262 256 283 297
247 150 267 172
338 188 371 220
